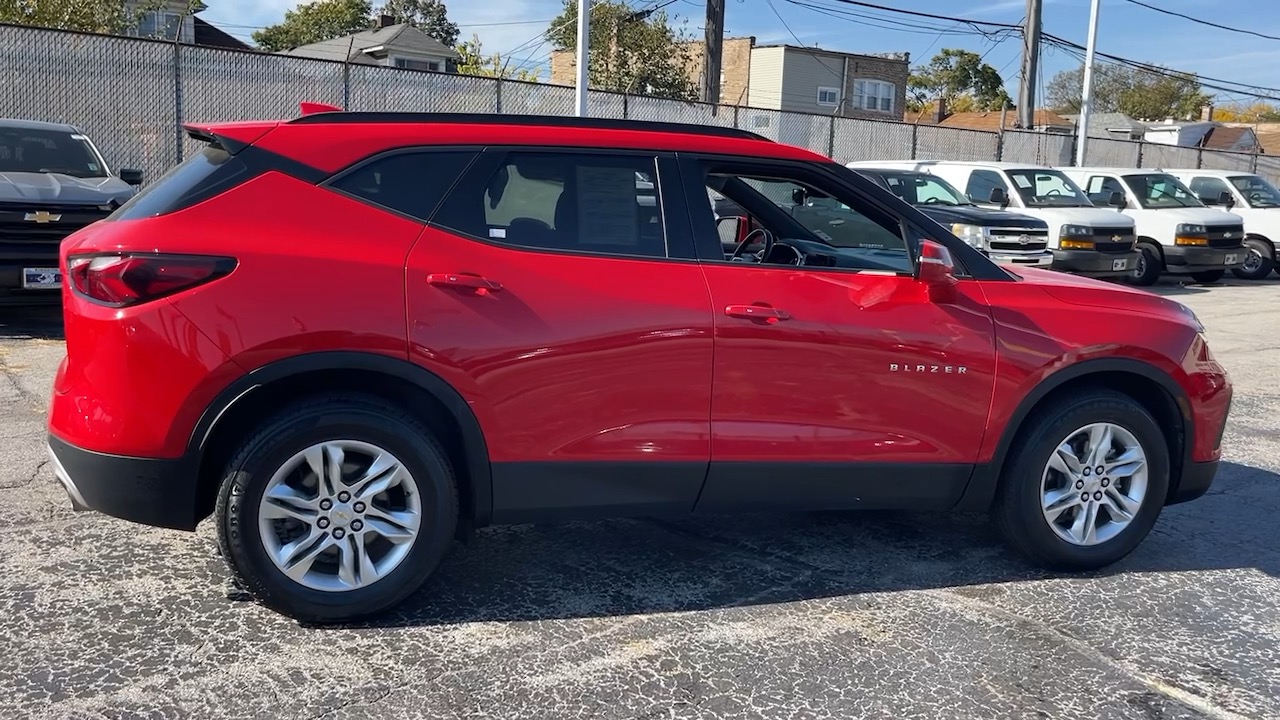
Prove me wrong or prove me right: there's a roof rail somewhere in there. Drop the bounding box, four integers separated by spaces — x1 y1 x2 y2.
286 111 771 142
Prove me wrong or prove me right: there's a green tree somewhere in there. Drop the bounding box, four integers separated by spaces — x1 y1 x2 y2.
547 0 698 101
1 0 200 35
1214 102 1280 123
908 49 1012 112
455 34 539 81
377 0 457 46
253 0 372 52
1046 64 1211 121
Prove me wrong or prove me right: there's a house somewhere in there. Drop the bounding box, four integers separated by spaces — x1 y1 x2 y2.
906 102 1073 133
1064 112 1147 141
285 16 460 72
123 0 203 44
193 17 250 50
1144 120 1262 154
549 37 910 119
1226 123 1280 155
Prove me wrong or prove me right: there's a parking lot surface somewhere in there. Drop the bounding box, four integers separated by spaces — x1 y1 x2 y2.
2 278 1278 720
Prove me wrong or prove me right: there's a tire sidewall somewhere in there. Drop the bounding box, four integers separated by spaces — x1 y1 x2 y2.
220 403 457 620
1231 238 1275 280
1128 243 1161 286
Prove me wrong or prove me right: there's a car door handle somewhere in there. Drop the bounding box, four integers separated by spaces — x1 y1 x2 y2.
724 304 790 321
427 273 503 292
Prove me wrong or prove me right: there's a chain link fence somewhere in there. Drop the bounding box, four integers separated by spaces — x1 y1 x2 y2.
1 22 1276 186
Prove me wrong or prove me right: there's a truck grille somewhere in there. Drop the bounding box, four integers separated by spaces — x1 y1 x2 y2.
1206 224 1245 248
0 203 111 244
988 227 1049 252
1090 226 1136 253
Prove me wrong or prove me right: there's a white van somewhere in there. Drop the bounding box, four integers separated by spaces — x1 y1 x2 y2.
849 160 1138 278
1061 168 1248 286
1165 168 1279 280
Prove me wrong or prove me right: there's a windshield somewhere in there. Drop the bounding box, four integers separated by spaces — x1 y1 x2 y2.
1230 175 1280 208
879 172 972 206
0 127 108 178
1123 173 1203 208
1006 169 1093 207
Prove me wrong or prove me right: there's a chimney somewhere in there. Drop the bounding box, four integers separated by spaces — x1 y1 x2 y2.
932 96 947 123
1201 104 1214 122
377 14 396 29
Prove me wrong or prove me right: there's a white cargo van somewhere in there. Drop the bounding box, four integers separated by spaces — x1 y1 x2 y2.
1166 168 1280 280
849 161 1138 278
1062 168 1248 285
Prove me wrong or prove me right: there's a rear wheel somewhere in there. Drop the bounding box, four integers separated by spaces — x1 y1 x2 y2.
215 395 458 623
993 390 1169 570
1128 242 1162 286
1231 238 1274 280
1191 270 1225 284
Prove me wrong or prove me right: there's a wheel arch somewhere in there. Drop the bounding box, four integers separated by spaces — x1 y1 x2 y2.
955 357 1192 511
1136 236 1165 260
1245 233 1276 257
189 351 492 533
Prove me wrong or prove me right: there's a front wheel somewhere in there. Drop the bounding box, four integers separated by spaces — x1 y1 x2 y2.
1191 270 1224 283
1231 238 1274 280
1127 243 1162 286
215 395 459 623
992 390 1169 570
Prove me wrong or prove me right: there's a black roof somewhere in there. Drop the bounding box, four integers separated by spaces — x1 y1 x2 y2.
287 111 769 141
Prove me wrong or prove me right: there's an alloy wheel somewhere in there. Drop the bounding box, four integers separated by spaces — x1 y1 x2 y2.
1243 248 1263 274
1040 422 1148 546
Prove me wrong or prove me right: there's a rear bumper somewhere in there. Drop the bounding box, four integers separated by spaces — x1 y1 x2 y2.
1168 459 1219 505
47 434 200 531
1164 245 1246 273
1051 249 1139 276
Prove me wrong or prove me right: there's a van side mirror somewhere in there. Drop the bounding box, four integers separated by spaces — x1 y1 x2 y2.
1108 191 1126 209
119 168 144 186
988 187 1009 208
1218 190 1236 210
916 239 958 302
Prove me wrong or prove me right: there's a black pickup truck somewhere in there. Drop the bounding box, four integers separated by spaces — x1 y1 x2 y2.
1 119 142 304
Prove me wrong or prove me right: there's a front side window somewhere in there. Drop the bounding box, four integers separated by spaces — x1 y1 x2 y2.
1006 169 1093 207
435 152 666 258
1084 175 1126 205
0 127 107 179
965 169 1009 205
883 172 971 206
1121 173 1202 208
853 80 895 113
1229 175 1280 208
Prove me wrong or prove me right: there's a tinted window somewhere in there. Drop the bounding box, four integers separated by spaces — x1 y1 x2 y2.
111 146 241 220
0 126 107 178
436 152 666 258
965 170 1008 204
329 151 476 220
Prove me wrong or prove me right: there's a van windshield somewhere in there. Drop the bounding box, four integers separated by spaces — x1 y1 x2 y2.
1230 175 1280 208
1006 169 1093 207
1123 173 1203 208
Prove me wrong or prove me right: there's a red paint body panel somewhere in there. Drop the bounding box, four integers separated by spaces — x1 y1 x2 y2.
404 227 714 463
701 266 997 462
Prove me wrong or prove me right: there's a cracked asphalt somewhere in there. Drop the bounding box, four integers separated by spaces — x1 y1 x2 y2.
1 278 1278 720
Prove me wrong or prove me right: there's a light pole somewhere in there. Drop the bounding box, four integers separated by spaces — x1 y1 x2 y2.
1075 0 1102 166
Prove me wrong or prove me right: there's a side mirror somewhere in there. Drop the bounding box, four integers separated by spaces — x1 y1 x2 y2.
716 216 743 248
119 168 144 186
988 187 1009 208
791 187 809 206
1218 191 1236 210
1108 191 1126 209
916 239 958 303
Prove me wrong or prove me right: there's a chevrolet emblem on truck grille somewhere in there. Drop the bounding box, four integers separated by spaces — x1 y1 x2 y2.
24 211 62 224
1111 235 1123 242
1017 235 1030 244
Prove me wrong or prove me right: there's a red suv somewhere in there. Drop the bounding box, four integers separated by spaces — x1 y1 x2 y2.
47 110 1232 622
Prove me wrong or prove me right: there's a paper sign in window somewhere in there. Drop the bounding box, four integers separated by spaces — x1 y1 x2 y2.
576 166 640 246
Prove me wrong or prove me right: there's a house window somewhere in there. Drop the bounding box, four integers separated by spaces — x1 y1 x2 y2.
137 10 183 40
817 86 840 107
852 80 895 113
393 57 439 72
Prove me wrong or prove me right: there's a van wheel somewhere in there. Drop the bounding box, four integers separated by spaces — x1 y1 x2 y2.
1231 238 1274 280
1191 270 1224 284
214 394 458 623
1128 243 1162 286
992 390 1169 570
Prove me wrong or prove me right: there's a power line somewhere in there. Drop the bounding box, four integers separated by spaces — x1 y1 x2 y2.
1119 0 1280 43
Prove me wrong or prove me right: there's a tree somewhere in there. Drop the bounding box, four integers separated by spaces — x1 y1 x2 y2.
1209 102 1280 123
253 0 372 52
455 35 540 82
1046 64 1211 121
1 0 198 35
908 49 1012 112
547 0 698 101
377 0 457 46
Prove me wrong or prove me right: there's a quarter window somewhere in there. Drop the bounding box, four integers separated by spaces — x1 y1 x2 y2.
329 151 477 220
852 80 895 113
435 152 667 258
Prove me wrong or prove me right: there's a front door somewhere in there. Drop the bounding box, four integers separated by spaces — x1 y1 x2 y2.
681 157 998 512
402 148 715 522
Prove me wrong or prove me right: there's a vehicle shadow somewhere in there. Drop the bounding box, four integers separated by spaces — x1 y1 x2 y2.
1148 276 1280 297
335 461 1279 629
0 306 64 341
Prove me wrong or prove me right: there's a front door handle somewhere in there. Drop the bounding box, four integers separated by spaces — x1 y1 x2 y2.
725 304 790 322
427 273 503 292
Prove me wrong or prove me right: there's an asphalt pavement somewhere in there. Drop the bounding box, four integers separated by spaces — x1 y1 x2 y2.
1 278 1277 720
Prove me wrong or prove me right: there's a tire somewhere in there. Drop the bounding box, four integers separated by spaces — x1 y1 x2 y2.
1231 238 1274 280
1127 242 1162 287
992 389 1170 571
215 394 458 623
1191 270 1224 284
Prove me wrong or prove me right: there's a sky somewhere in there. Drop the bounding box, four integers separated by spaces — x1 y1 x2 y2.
197 0 1280 107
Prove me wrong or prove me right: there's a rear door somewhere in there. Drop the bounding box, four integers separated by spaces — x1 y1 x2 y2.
376 147 715 522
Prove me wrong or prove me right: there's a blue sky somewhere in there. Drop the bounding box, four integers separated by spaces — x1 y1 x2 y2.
199 0 1280 106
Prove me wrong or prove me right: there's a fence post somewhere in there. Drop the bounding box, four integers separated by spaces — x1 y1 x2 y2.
995 131 1004 161
1252 153 1259 173
1069 132 1079 167
1196 149 1203 169
342 62 351 110
1136 141 1143 168
172 42 183 166
909 124 919 160
827 116 836 159
733 105 740 129
495 78 503 114
622 92 628 120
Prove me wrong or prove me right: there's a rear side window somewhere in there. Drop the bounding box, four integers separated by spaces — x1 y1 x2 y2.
110 146 244 220
328 151 477 221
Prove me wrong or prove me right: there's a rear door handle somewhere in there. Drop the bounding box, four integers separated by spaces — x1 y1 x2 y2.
724 304 790 321
427 273 503 292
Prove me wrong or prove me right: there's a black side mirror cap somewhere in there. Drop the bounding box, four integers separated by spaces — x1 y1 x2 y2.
988 187 1009 208
1219 191 1236 209
1108 191 1126 209
119 168 144 186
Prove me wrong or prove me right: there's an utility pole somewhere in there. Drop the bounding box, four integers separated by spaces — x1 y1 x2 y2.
701 0 726 105
1075 0 1102 166
1017 0 1043 129
575 0 591 117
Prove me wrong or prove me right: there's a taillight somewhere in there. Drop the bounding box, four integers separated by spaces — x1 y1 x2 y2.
67 253 236 307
